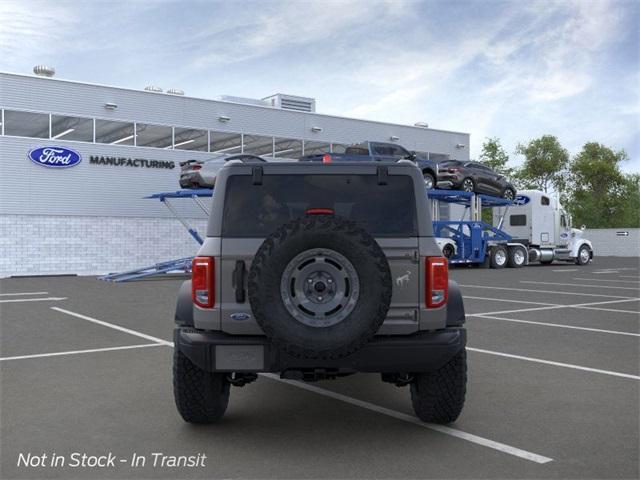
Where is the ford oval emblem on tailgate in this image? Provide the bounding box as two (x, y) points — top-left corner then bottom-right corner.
(28, 146), (82, 168)
(230, 312), (251, 321)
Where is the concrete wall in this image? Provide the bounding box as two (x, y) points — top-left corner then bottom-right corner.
(585, 228), (640, 257)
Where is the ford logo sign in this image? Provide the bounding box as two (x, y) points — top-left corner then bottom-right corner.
(28, 146), (82, 168)
(230, 312), (251, 321)
(513, 195), (530, 206)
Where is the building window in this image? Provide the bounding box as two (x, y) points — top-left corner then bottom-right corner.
(95, 119), (135, 145)
(429, 153), (450, 162)
(173, 127), (208, 151)
(210, 131), (242, 154)
(136, 123), (173, 148)
(273, 137), (302, 159)
(3, 110), (49, 138)
(243, 134), (274, 156)
(51, 114), (93, 142)
(331, 143), (348, 154)
(303, 140), (331, 156)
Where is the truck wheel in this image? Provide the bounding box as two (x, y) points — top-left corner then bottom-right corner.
(173, 349), (230, 423)
(423, 171), (435, 190)
(442, 244), (455, 259)
(489, 245), (508, 268)
(411, 348), (467, 424)
(507, 246), (526, 268)
(249, 216), (392, 359)
(575, 245), (591, 265)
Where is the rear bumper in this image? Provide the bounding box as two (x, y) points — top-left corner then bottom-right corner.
(175, 327), (466, 374)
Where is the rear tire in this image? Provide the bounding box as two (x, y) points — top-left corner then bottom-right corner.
(249, 216), (392, 359)
(411, 348), (467, 424)
(507, 246), (526, 268)
(489, 245), (508, 269)
(173, 349), (230, 423)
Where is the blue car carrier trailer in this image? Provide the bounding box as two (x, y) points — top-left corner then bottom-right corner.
(429, 189), (529, 269)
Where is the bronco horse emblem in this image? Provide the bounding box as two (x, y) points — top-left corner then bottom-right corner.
(395, 270), (411, 287)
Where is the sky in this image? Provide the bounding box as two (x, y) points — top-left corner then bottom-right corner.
(1, 0), (638, 172)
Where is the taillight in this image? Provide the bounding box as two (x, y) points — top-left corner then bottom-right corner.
(192, 256), (214, 308)
(192, 165), (202, 171)
(322, 154), (332, 163)
(306, 208), (334, 215)
(425, 257), (448, 308)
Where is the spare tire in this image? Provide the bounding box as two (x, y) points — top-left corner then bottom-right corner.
(248, 215), (392, 359)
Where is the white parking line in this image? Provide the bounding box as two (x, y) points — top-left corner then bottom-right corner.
(464, 296), (556, 306)
(468, 314), (640, 337)
(0, 291), (49, 296)
(39, 307), (637, 461)
(51, 307), (174, 346)
(552, 269), (579, 272)
(521, 281), (640, 291)
(0, 297), (67, 304)
(573, 278), (640, 284)
(261, 373), (553, 464)
(458, 284), (635, 299)
(0, 343), (163, 362)
(620, 275), (640, 279)
(470, 298), (640, 317)
(467, 348), (640, 380)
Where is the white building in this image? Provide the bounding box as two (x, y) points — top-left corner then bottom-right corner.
(0, 70), (470, 277)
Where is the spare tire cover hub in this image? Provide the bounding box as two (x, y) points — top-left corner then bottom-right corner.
(281, 248), (360, 328)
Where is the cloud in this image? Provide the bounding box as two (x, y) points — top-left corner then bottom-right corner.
(0, 1), (75, 66)
(187, 0), (410, 70)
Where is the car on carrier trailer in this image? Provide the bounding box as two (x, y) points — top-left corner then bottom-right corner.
(173, 160), (467, 424)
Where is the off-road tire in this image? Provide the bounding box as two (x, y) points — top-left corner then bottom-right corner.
(489, 245), (508, 269)
(411, 348), (467, 424)
(249, 215), (392, 359)
(173, 349), (230, 423)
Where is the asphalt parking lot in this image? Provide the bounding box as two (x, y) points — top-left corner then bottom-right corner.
(1, 257), (638, 479)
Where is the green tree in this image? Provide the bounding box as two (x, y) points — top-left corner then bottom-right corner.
(515, 135), (569, 193)
(564, 142), (637, 228)
(479, 137), (513, 177)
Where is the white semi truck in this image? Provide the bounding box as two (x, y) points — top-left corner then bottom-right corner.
(492, 190), (593, 266)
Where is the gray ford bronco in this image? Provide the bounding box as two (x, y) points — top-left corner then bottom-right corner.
(173, 161), (467, 424)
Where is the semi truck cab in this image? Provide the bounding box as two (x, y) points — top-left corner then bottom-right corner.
(493, 190), (593, 265)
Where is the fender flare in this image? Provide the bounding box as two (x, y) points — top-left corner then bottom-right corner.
(175, 280), (194, 327)
(571, 239), (594, 258)
(446, 280), (465, 326)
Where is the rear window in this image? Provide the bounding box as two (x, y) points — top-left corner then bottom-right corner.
(222, 174), (417, 237)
